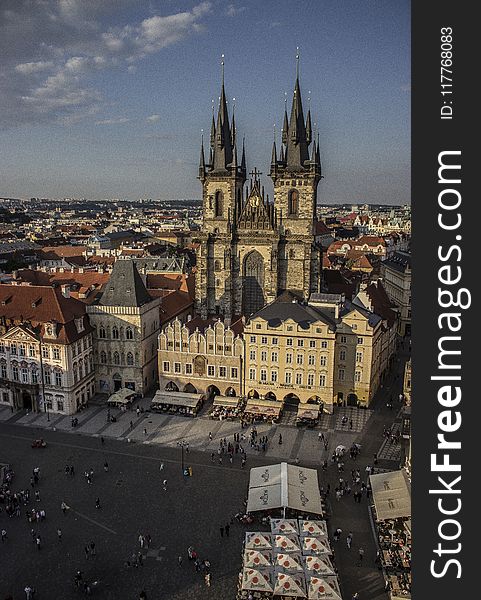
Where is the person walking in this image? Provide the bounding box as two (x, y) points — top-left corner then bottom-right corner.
(90, 541), (96, 556)
(208, 432), (212, 441)
(104, 461), (109, 472)
(177, 555), (183, 567)
(57, 528), (62, 542)
(278, 433), (282, 445)
(220, 526), (224, 538)
(159, 463), (164, 472)
(1, 529), (7, 542)
(95, 498), (101, 509)
(225, 523), (230, 537)
(84, 544), (90, 559)
(61, 501), (69, 514)
(333, 528), (342, 542)
(357, 547), (364, 566)
(204, 573), (211, 587)
(24, 586), (33, 600)
(162, 479), (167, 491)
(346, 532), (353, 549)
(100, 436), (105, 445)
(143, 428), (147, 436)
(139, 591), (147, 600)
(139, 534), (145, 549)
(35, 536), (41, 550)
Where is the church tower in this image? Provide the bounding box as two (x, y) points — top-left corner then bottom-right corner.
(196, 65), (246, 319)
(270, 66), (322, 299)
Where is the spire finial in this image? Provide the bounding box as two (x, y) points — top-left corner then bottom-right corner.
(221, 53), (225, 85)
(308, 90), (311, 110)
(273, 123), (276, 142)
(296, 46), (300, 79)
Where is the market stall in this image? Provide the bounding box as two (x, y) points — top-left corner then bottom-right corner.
(306, 576), (343, 600)
(296, 403), (320, 427)
(369, 470), (411, 599)
(247, 463), (323, 517)
(244, 398), (283, 423)
(150, 391), (204, 417)
(106, 388), (136, 408)
(210, 395), (245, 420)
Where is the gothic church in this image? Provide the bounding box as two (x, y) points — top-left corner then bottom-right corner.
(195, 69), (322, 319)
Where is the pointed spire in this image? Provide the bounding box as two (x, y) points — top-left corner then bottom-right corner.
(282, 92), (289, 144)
(198, 132), (206, 181)
(316, 131), (321, 164)
(231, 141), (238, 170)
(241, 136), (246, 173)
(306, 92), (312, 145)
(212, 54), (233, 172)
(285, 52), (310, 171)
(210, 105), (216, 148)
(231, 98), (236, 146)
(271, 139), (277, 166)
(280, 143), (285, 163)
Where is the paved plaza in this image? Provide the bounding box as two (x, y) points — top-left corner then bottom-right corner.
(0, 351), (410, 599)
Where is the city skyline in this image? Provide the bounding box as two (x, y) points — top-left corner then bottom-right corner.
(0, 0), (410, 204)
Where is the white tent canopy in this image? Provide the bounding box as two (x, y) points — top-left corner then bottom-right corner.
(247, 463), (323, 516)
(241, 568), (274, 592)
(307, 576), (343, 600)
(107, 388), (136, 405)
(151, 391), (203, 408)
(370, 469), (411, 521)
(299, 520), (328, 539)
(274, 572), (307, 598)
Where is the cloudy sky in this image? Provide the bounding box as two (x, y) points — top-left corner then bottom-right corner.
(0, 0), (410, 204)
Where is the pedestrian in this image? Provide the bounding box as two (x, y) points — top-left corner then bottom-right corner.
(139, 591), (147, 600)
(333, 527), (342, 542)
(278, 433), (282, 445)
(143, 428), (147, 436)
(139, 534), (145, 548)
(211, 452), (215, 462)
(57, 528), (62, 542)
(95, 497), (101, 509)
(84, 545), (90, 559)
(70, 465), (75, 476)
(130, 420), (133, 429)
(1, 529), (6, 542)
(347, 532), (353, 549)
(101, 436), (105, 445)
(24, 586), (33, 600)
(35, 536), (41, 550)
(61, 501), (69, 514)
(136, 407), (141, 417)
(177, 555), (183, 567)
(162, 479), (167, 491)
(35, 491), (40, 502)
(209, 432), (212, 441)
(352, 593), (360, 600)
(204, 573), (211, 587)
(138, 551), (143, 566)
(357, 547), (364, 566)
(349, 419), (353, 429)
(90, 541), (96, 556)
(159, 463), (164, 471)
(220, 526), (224, 537)
(104, 461), (109, 472)
(146, 534), (152, 547)
(225, 523), (230, 537)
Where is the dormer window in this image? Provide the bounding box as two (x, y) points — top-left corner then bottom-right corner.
(45, 325), (54, 337)
(75, 317), (85, 333)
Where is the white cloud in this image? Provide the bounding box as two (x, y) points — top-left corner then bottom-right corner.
(15, 61), (55, 75)
(0, 1), (212, 129)
(146, 114), (161, 123)
(226, 4), (246, 17)
(95, 117), (130, 125)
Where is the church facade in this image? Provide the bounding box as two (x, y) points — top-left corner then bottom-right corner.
(195, 72), (322, 319)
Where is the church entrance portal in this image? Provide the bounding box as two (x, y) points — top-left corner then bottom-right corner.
(243, 251), (265, 316)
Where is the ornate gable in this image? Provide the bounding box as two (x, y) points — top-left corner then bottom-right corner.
(237, 176), (275, 231)
(1, 325), (38, 343)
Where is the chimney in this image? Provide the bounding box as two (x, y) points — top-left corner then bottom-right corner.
(61, 284), (70, 298)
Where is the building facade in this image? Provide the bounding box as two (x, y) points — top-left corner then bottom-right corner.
(0, 285), (95, 415)
(87, 260), (161, 396)
(195, 72), (322, 319)
(158, 317), (244, 397)
(381, 251), (411, 336)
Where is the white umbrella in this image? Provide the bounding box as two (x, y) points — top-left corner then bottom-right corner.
(271, 518), (299, 535)
(242, 568), (274, 592)
(335, 445), (346, 455)
(302, 537), (332, 556)
(275, 553), (304, 572)
(299, 520), (328, 538)
(274, 534), (301, 553)
(244, 550), (272, 568)
(304, 556), (336, 577)
(274, 572), (307, 597)
(245, 532), (272, 550)
(307, 576), (342, 600)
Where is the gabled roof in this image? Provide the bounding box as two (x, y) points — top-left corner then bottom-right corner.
(249, 291), (336, 330)
(99, 259), (152, 307)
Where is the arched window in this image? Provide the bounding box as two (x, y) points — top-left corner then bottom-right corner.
(113, 352), (120, 365)
(100, 351), (107, 364)
(214, 260), (221, 272)
(78, 359), (83, 379)
(127, 352), (134, 366)
(126, 327), (133, 340)
(73, 363), (78, 384)
(340, 350), (346, 361)
(214, 190), (223, 217)
(99, 325), (106, 339)
(112, 326), (119, 339)
(288, 189), (299, 216)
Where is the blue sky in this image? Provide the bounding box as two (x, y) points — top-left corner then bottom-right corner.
(0, 0), (410, 204)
